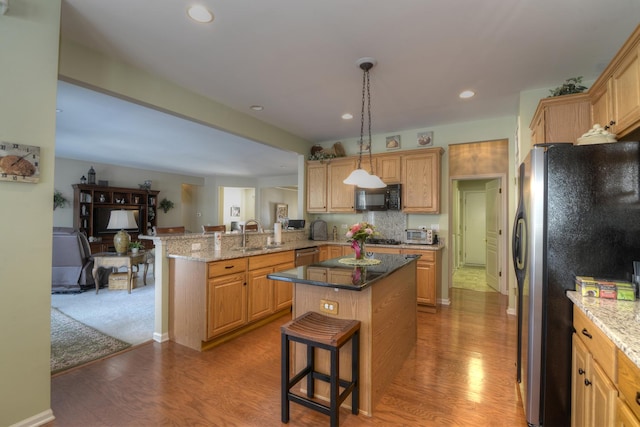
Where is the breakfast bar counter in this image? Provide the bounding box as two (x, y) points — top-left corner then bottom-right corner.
(268, 254), (419, 416)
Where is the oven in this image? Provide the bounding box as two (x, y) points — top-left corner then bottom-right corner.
(295, 247), (320, 267)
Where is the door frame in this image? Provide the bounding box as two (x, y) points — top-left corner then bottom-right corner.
(449, 173), (508, 295)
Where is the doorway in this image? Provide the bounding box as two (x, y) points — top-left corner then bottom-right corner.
(451, 177), (506, 294)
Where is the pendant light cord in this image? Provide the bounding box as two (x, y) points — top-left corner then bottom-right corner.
(358, 64), (376, 174)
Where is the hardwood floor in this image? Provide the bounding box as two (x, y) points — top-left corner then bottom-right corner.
(48, 288), (526, 426)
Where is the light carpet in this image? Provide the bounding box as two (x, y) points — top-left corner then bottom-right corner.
(452, 265), (497, 292)
(51, 276), (155, 346)
(51, 308), (131, 374)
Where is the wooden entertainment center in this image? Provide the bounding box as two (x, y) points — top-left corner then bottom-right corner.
(73, 184), (160, 253)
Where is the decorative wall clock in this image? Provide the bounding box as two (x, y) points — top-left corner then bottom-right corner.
(0, 142), (40, 183)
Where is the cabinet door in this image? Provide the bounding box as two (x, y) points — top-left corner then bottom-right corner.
(328, 159), (356, 212)
(306, 162), (327, 212)
(319, 245), (329, 261)
(591, 78), (613, 129)
(273, 261), (295, 311)
(415, 259), (436, 306)
(618, 398), (640, 427)
(572, 334), (591, 427)
(401, 151), (441, 213)
(247, 266), (274, 322)
(376, 154), (402, 183)
(591, 360), (617, 427)
(612, 45), (640, 136)
(207, 272), (247, 339)
(328, 245), (344, 260)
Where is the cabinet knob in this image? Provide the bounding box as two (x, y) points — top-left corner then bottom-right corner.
(578, 368), (585, 375)
(635, 391), (640, 406)
(581, 328), (593, 339)
(584, 379), (592, 386)
(604, 120), (616, 130)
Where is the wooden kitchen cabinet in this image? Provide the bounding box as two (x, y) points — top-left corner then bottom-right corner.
(327, 158), (357, 212)
(617, 349), (640, 424)
(247, 251), (295, 320)
(618, 399), (640, 427)
(375, 153), (402, 183)
(207, 257), (248, 339)
(306, 161), (327, 212)
(530, 93), (591, 144)
(571, 307), (618, 427)
(327, 244), (345, 260)
(401, 148), (444, 213)
(401, 248), (441, 312)
(318, 245), (330, 261)
(589, 25), (640, 138)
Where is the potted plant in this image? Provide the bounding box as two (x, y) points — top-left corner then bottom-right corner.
(548, 76), (588, 97)
(129, 241), (144, 254)
(53, 190), (69, 210)
(159, 198), (174, 213)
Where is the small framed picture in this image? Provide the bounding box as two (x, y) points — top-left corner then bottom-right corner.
(385, 135), (401, 150)
(230, 206), (240, 217)
(276, 203), (288, 222)
(417, 131), (433, 147)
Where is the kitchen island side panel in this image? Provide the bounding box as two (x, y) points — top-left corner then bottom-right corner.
(291, 260), (418, 416)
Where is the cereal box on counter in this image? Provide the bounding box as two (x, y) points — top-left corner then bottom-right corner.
(575, 276), (635, 300)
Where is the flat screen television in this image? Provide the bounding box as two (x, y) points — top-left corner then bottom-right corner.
(94, 207), (141, 236)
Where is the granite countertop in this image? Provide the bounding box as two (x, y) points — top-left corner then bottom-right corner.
(267, 253), (420, 291)
(567, 291), (640, 369)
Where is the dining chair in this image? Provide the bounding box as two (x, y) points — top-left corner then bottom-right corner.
(202, 225), (226, 233)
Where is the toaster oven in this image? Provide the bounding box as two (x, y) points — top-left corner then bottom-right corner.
(405, 228), (436, 245)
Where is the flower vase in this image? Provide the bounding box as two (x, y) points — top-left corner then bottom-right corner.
(353, 240), (366, 260)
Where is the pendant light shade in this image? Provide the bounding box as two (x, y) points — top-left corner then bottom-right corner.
(343, 57), (387, 189)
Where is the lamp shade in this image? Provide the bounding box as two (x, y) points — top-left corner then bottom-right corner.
(343, 169), (387, 189)
(107, 210), (138, 230)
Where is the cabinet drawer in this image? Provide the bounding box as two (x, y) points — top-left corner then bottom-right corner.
(573, 307), (617, 380)
(401, 249), (435, 261)
(208, 258), (247, 278)
(618, 349), (640, 421)
(248, 251), (294, 270)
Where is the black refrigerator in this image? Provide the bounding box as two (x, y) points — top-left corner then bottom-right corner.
(512, 141), (640, 427)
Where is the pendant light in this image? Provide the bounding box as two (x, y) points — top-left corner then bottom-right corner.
(343, 57), (387, 189)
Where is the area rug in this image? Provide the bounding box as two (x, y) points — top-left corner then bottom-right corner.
(51, 308), (131, 374)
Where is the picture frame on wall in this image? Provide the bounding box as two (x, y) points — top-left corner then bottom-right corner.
(230, 206), (240, 217)
(276, 203), (288, 222)
(417, 131), (434, 147)
(385, 135), (401, 150)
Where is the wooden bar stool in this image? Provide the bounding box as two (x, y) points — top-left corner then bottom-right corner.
(281, 311), (360, 427)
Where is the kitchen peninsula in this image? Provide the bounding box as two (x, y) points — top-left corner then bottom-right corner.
(268, 254), (419, 416)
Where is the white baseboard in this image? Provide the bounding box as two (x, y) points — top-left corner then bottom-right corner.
(506, 307), (517, 316)
(10, 409), (54, 427)
(153, 332), (169, 342)
(438, 298), (451, 306)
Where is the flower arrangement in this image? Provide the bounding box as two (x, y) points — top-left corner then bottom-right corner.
(346, 222), (376, 259)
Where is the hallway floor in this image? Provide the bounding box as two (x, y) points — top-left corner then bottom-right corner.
(452, 265), (497, 292)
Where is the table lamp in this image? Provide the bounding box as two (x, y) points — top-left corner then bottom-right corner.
(107, 210), (138, 255)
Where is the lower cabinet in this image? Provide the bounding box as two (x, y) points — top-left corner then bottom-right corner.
(617, 349), (640, 426)
(400, 248), (441, 312)
(169, 251), (295, 351)
(571, 306), (625, 427)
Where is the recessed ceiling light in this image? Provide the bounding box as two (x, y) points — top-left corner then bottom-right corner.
(342, 113), (353, 120)
(187, 5), (214, 23)
(250, 105), (264, 111)
(459, 90), (475, 99)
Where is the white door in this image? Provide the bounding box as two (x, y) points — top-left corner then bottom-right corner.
(463, 191), (486, 266)
(485, 180), (500, 291)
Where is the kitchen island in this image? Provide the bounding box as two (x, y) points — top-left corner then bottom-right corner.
(268, 253), (419, 416)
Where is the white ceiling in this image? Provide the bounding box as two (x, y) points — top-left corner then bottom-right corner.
(57, 0), (640, 178)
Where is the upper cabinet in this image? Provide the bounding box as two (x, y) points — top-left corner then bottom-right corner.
(305, 147), (443, 214)
(401, 148), (444, 213)
(306, 161), (327, 212)
(530, 93), (591, 144)
(327, 158), (357, 212)
(589, 25), (640, 138)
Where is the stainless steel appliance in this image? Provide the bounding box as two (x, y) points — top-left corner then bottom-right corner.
(404, 228), (436, 245)
(288, 219), (305, 230)
(354, 183), (401, 211)
(512, 141), (640, 426)
(295, 246), (319, 267)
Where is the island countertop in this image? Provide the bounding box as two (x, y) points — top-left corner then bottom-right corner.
(267, 253), (419, 291)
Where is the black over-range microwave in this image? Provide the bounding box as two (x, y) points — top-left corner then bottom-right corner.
(354, 184), (401, 211)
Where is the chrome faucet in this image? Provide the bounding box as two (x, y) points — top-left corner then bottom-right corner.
(241, 219), (262, 248)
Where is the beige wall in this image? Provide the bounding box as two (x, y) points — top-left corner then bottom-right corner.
(0, 1), (61, 425)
